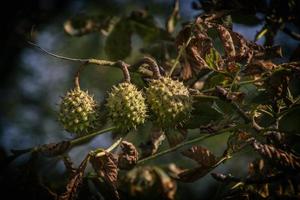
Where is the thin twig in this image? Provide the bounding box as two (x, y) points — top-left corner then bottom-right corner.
(28, 41), (158, 77)
(93, 137), (123, 157)
(211, 172), (286, 184)
(74, 62), (88, 89)
(201, 77), (266, 93)
(168, 36), (192, 76)
(28, 41), (115, 66)
(283, 27), (300, 41)
(70, 127), (116, 147)
(137, 126), (243, 164)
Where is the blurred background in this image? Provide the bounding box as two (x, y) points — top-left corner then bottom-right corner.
(0, 0), (299, 199)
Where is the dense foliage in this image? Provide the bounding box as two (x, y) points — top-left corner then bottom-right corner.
(3, 0), (300, 200)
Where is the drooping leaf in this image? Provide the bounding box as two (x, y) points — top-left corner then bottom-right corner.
(243, 60), (278, 76)
(227, 131), (251, 154)
(181, 146), (217, 166)
(212, 23), (236, 59)
(165, 129), (187, 147)
(63, 155), (77, 175)
(38, 141), (71, 157)
(120, 166), (177, 200)
(185, 100), (223, 129)
(279, 105), (300, 133)
(58, 155), (90, 200)
(166, 0), (180, 34)
(105, 18), (132, 60)
(251, 140), (300, 171)
(90, 151), (119, 200)
(64, 14), (118, 37)
(175, 25), (213, 79)
(140, 127), (166, 158)
(118, 141), (139, 170)
(174, 146), (218, 182)
(152, 167), (177, 200)
(205, 48), (222, 70)
(264, 69), (291, 101)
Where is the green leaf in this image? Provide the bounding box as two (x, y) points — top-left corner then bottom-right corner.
(205, 73), (227, 89)
(279, 106), (300, 134)
(105, 18), (132, 60)
(205, 48), (222, 70)
(130, 14), (170, 44)
(185, 100), (223, 129)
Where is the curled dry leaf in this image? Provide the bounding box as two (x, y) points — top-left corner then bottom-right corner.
(165, 129), (187, 147)
(227, 131), (251, 153)
(213, 23), (236, 60)
(152, 167), (177, 200)
(38, 141), (71, 157)
(175, 25), (213, 80)
(64, 14), (117, 37)
(140, 127), (165, 158)
(58, 155), (90, 200)
(264, 69), (291, 101)
(63, 155), (77, 175)
(215, 86), (245, 102)
(251, 140), (300, 171)
(120, 166), (177, 200)
(166, 0), (180, 34)
(181, 146), (217, 167)
(90, 151), (119, 200)
(118, 141), (139, 170)
(173, 146), (218, 182)
(243, 60), (278, 76)
(230, 31), (252, 63)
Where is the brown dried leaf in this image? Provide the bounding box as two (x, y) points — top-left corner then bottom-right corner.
(140, 128), (165, 158)
(214, 23), (236, 59)
(90, 151), (119, 200)
(181, 146), (217, 167)
(243, 60), (277, 75)
(63, 155), (76, 175)
(118, 141), (139, 170)
(251, 140), (300, 171)
(227, 131), (251, 153)
(166, 0), (179, 34)
(230, 31), (252, 62)
(64, 15), (117, 37)
(177, 166), (212, 182)
(152, 167), (177, 200)
(174, 146), (219, 182)
(280, 62), (300, 73)
(121, 166), (177, 199)
(165, 129), (187, 147)
(175, 25), (213, 79)
(38, 141), (71, 157)
(58, 155), (90, 200)
(215, 86), (245, 102)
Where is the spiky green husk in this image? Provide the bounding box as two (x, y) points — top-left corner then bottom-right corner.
(58, 88), (99, 134)
(146, 77), (192, 128)
(106, 82), (147, 132)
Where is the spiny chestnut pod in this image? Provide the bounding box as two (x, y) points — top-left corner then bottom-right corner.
(146, 77), (192, 128)
(106, 82), (147, 132)
(58, 88), (99, 135)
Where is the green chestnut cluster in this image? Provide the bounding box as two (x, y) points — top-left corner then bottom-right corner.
(146, 77), (192, 128)
(106, 82), (147, 132)
(58, 76), (192, 133)
(58, 88), (99, 134)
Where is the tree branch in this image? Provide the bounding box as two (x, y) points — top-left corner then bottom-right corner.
(137, 125), (244, 164)
(8, 126), (116, 162)
(211, 172), (286, 184)
(28, 41), (156, 77)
